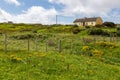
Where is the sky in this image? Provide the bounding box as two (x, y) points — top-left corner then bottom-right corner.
(0, 0), (120, 24)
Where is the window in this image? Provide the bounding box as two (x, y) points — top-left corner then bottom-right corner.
(91, 22), (93, 25)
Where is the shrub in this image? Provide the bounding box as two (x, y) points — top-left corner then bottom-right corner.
(72, 27), (80, 34)
(88, 28), (110, 36)
(73, 24), (78, 28)
(47, 40), (56, 46)
(116, 27), (120, 36)
(117, 27), (120, 31)
(85, 26), (90, 29)
(96, 42), (117, 48)
(0, 32), (2, 35)
(32, 29), (38, 33)
(88, 28), (103, 35)
(117, 31), (120, 37)
(101, 31), (110, 36)
(11, 34), (34, 40)
(95, 24), (104, 28)
(103, 22), (116, 28)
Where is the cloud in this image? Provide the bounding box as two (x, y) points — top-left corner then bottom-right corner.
(4, 0), (21, 6)
(0, 8), (13, 22)
(0, 6), (58, 24)
(49, 0), (120, 17)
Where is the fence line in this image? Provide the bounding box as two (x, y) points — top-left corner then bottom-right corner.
(0, 34), (120, 53)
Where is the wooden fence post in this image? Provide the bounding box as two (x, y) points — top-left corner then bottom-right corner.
(58, 40), (62, 53)
(110, 34), (112, 42)
(28, 38), (30, 52)
(103, 36), (106, 42)
(35, 39), (38, 52)
(45, 41), (48, 53)
(94, 37), (96, 45)
(4, 33), (7, 53)
(70, 40), (73, 54)
(82, 37), (85, 46)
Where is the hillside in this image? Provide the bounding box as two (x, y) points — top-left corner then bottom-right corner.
(0, 23), (120, 80)
(0, 52), (120, 80)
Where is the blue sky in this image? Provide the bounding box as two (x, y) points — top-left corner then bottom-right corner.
(0, 0), (120, 24)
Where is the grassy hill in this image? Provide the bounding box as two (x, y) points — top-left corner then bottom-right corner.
(0, 23), (120, 80)
(0, 52), (120, 80)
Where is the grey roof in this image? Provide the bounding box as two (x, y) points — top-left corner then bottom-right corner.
(73, 17), (100, 23)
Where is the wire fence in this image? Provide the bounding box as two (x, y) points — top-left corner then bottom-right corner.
(0, 33), (120, 80)
(0, 33), (120, 53)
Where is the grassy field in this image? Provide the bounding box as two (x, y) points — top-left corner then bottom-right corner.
(0, 23), (120, 80)
(0, 51), (120, 80)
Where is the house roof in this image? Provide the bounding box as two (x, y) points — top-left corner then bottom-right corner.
(73, 17), (100, 23)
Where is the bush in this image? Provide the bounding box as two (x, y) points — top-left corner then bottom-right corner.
(72, 27), (80, 34)
(117, 31), (120, 37)
(88, 28), (110, 36)
(95, 24), (104, 28)
(103, 22), (116, 28)
(88, 28), (103, 35)
(102, 31), (110, 36)
(116, 27), (120, 36)
(117, 27), (120, 31)
(11, 34), (34, 40)
(73, 25), (78, 28)
(85, 26), (90, 29)
(0, 32), (2, 35)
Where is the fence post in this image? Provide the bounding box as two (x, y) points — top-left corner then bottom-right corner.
(27, 38), (30, 52)
(35, 39), (38, 52)
(45, 41), (48, 53)
(110, 34), (112, 42)
(82, 37), (85, 46)
(4, 33), (7, 53)
(94, 37), (96, 45)
(70, 40), (73, 54)
(103, 36), (105, 42)
(116, 36), (119, 42)
(58, 40), (62, 53)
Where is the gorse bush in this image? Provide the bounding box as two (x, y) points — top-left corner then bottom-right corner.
(96, 42), (117, 48)
(10, 55), (22, 63)
(88, 28), (110, 36)
(11, 34), (34, 40)
(88, 28), (103, 35)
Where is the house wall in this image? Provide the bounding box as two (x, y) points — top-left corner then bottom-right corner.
(74, 21), (96, 26)
(74, 22), (83, 26)
(96, 17), (103, 25)
(85, 21), (96, 26)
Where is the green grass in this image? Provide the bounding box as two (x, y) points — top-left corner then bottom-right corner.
(0, 51), (120, 80)
(0, 23), (120, 80)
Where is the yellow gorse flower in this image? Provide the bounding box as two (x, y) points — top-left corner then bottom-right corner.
(82, 46), (89, 51)
(33, 52), (39, 56)
(40, 53), (46, 57)
(16, 58), (22, 61)
(10, 55), (22, 62)
(96, 41), (116, 48)
(92, 49), (104, 58)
